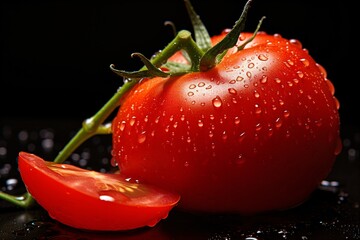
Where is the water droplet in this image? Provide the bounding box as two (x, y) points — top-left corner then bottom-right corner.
(129, 116), (136, 126)
(152, 116), (159, 124)
(297, 70), (304, 78)
(184, 161), (189, 167)
(275, 118), (282, 128)
(260, 75), (268, 84)
(334, 97), (340, 110)
(246, 71), (252, 78)
(255, 123), (262, 131)
(325, 79), (335, 95)
(187, 91), (194, 96)
(300, 58), (310, 67)
(283, 110), (290, 118)
(222, 131), (228, 140)
(236, 76), (244, 82)
(275, 78), (281, 83)
(229, 79), (236, 84)
(189, 84), (196, 89)
(238, 132), (246, 142)
(138, 131), (147, 143)
(254, 91), (260, 98)
(254, 104), (262, 114)
(228, 88), (237, 95)
(198, 82), (205, 87)
(289, 39), (302, 48)
(234, 117), (240, 125)
(212, 96), (222, 108)
(99, 195), (115, 202)
(316, 63), (327, 78)
(209, 131), (214, 138)
(248, 62), (255, 68)
(198, 120), (204, 127)
(258, 54), (268, 61)
(206, 85), (212, 90)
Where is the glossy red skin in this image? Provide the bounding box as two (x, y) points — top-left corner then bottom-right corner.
(112, 31), (341, 214)
(18, 152), (180, 231)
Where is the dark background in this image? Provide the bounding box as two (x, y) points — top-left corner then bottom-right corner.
(1, 0), (356, 126)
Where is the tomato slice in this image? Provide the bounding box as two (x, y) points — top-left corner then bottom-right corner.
(17, 151), (180, 231)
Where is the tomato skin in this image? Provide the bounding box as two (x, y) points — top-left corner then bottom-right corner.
(18, 152), (180, 231)
(112, 32), (341, 214)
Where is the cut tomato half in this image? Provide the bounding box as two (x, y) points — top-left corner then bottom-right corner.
(18, 151), (180, 231)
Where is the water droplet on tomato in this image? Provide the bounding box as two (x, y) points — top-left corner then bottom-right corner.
(268, 127), (274, 137)
(300, 58), (310, 67)
(222, 131), (228, 141)
(260, 75), (268, 84)
(129, 116), (136, 126)
(316, 63), (327, 78)
(248, 62), (255, 68)
(255, 104), (262, 114)
(138, 131), (147, 143)
(258, 54), (268, 61)
(99, 195), (115, 202)
(334, 97), (340, 110)
(206, 85), (212, 90)
(325, 79), (335, 95)
(275, 78), (281, 83)
(289, 39), (302, 48)
(283, 110), (290, 118)
(188, 91), (194, 96)
(236, 76), (244, 82)
(234, 117), (240, 125)
(209, 131), (214, 138)
(246, 71), (252, 78)
(238, 132), (246, 143)
(198, 120), (204, 127)
(254, 91), (260, 98)
(275, 118), (283, 128)
(212, 96), (222, 108)
(229, 79), (236, 84)
(255, 123), (262, 131)
(189, 84), (196, 89)
(228, 88), (237, 95)
(198, 82), (205, 87)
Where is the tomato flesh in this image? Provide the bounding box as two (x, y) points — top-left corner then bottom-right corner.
(18, 151), (180, 231)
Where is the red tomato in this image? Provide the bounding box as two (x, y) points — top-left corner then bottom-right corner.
(111, 31), (341, 214)
(18, 151), (180, 231)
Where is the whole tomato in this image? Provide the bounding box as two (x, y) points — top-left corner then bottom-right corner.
(111, 30), (341, 214)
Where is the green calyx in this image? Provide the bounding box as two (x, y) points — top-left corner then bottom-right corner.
(111, 0), (264, 79)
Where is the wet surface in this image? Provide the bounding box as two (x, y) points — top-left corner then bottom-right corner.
(1, 118), (359, 240)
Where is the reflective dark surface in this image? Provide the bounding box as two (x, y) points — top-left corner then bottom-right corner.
(0, 118), (359, 240)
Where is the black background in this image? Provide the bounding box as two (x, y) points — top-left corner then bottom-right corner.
(1, 0), (356, 126)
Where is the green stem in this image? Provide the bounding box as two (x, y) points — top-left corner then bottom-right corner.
(0, 29), (204, 208)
